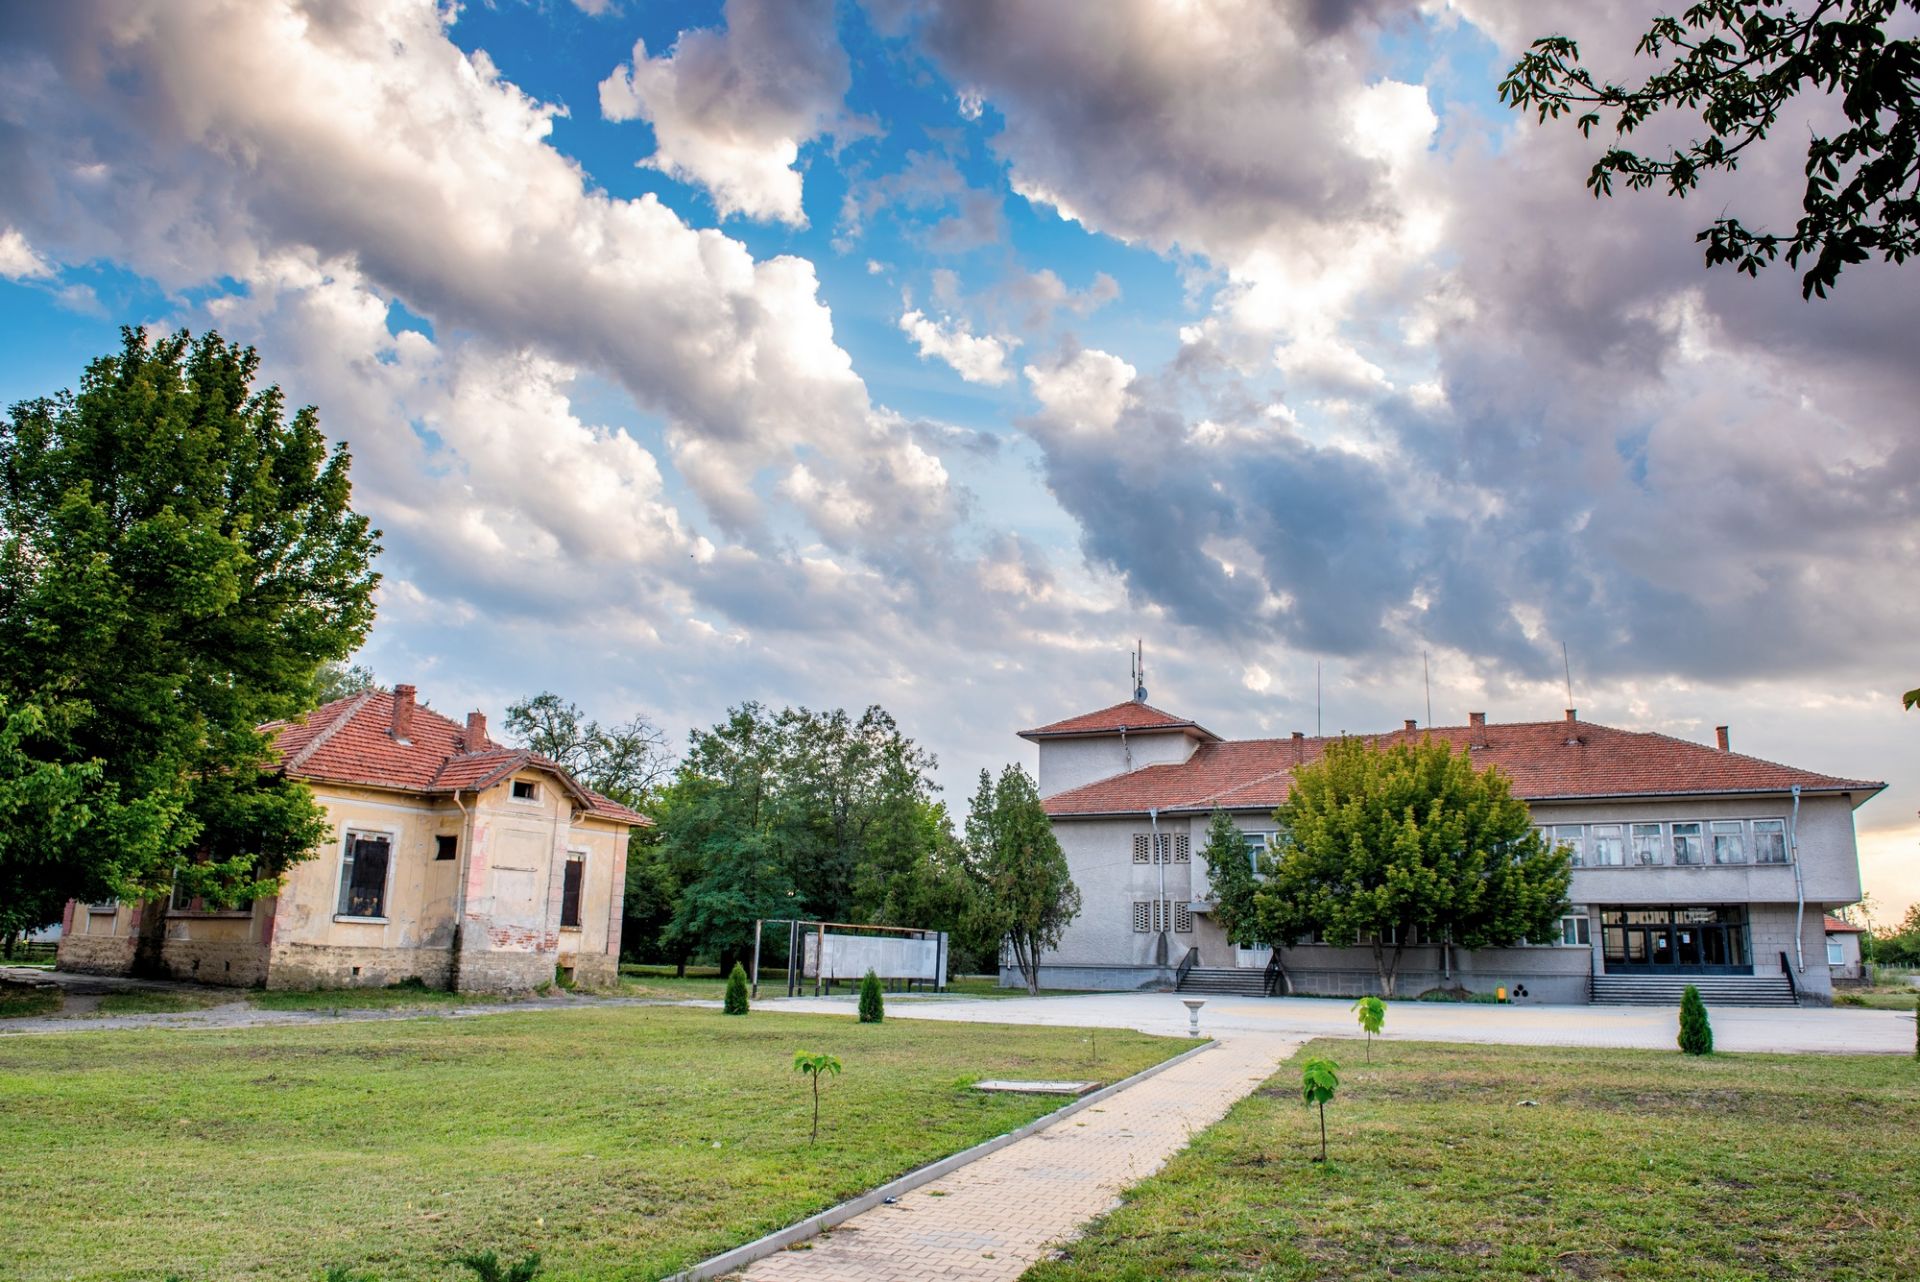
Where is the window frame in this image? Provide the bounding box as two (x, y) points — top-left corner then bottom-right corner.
(1552, 824), (1587, 866)
(1587, 823), (1626, 867)
(1670, 821), (1705, 865)
(1630, 822), (1664, 866)
(1751, 818), (1789, 864)
(1826, 937), (1845, 966)
(334, 827), (398, 922)
(509, 778), (541, 803)
(434, 833), (459, 862)
(1710, 820), (1747, 865)
(559, 852), (587, 930)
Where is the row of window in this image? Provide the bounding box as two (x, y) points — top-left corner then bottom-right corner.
(1537, 819), (1790, 867)
(336, 829), (586, 927)
(1131, 900), (1195, 934)
(1131, 833), (1192, 864)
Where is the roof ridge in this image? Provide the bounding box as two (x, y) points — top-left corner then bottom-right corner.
(283, 690), (377, 772)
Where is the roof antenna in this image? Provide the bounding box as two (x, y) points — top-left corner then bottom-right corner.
(1316, 661), (1322, 738)
(1423, 649), (1432, 730)
(1132, 638), (1148, 703)
(1562, 641), (1575, 710)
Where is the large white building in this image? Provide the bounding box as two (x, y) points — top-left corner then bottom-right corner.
(1016, 699), (1883, 1005)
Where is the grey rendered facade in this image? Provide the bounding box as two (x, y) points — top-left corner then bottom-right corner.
(1014, 704), (1883, 1004)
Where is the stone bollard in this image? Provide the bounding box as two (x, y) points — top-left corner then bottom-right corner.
(1182, 996), (1207, 1038)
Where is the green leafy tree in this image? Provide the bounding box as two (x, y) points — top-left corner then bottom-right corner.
(0, 328), (380, 933)
(505, 691), (671, 810)
(858, 967), (884, 1023)
(1679, 984), (1715, 1054)
(792, 1049), (842, 1144)
(311, 661), (378, 705)
(1199, 808), (1260, 950)
(1353, 995), (1386, 1063)
(1253, 736), (1571, 997)
(1872, 902), (1920, 966)
(1300, 1056), (1340, 1163)
(724, 961), (750, 1016)
(1499, 1), (1920, 299)
(966, 765), (1082, 996)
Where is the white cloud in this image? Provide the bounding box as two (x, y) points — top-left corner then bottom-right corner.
(598, 0), (853, 226)
(0, 227), (54, 279)
(1023, 348), (1135, 433)
(899, 307), (1019, 385)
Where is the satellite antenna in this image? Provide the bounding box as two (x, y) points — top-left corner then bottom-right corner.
(1132, 638), (1148, 703)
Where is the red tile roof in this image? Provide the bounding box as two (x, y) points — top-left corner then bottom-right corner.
(1822, 914), (1866, 934)
(1040, 715), (1884, 817)
(1020, 700), (1220, 741)
(266, 689), (650, 826)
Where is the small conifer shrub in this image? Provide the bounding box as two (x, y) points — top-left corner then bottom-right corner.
(858, 968), (884, 1023)
(1677, 983), (1713, 1055)
(724, 962), (750, 1016)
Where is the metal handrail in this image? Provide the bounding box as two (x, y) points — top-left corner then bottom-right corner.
(1779, 951), (1798, 1003)
(1263, 948), (1286, 997)
(1174, 946), (1198, 990)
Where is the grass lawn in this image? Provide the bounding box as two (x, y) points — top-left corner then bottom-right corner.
(0, 986), (62, 1018)
(1027, 1038), (1920, 1282)
(1835, 986), (1920, 1012)
(0, 1005), (1178, 1281)
(246, 979), (511, 1013)
(96, 989), (231, 1016)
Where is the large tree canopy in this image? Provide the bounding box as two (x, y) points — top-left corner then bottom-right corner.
(1253, 736), (1571, 997)
(505, 689), (673, 810)
(1500, 1), (1920, 298)
(0, 328), (380, 932)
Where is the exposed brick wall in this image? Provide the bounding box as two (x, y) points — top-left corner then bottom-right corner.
(150, 938), (270, 987)
(450, 948), (552, 994)
(266, 942), (453, 990)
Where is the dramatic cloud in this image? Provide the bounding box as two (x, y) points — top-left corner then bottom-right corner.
(598, 0), (856, 227)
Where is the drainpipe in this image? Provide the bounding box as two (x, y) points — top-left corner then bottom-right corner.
(1120, 725), (1133, 773)
(1149, 806), (1169, 969)
(450, 790), (473, 989)
(1788, 784), (1805, 975)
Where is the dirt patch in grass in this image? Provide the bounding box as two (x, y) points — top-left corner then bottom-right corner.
(1026, 1038), (1920, 1282)
(0, 986), (62, 1019)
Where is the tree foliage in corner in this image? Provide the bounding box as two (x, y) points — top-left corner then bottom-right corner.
(1500, 1), (1920, 298)
(966, 764), (1081, 996)
(1253, 736), (1571, 998)
(0, 329), (380, 933)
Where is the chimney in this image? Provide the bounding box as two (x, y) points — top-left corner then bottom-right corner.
(466, 710), (489, 751)
(390, 684), (416, 743)
(1291, 730), (1305, 763)
(1565, 708), (1578, 722)
(1468, 711), (1486, 747)
(1404, 719), (1418, 735)
(1715, 725), (1730, 752)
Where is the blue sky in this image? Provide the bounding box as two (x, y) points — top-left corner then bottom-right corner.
(1, 0), (1914, 917)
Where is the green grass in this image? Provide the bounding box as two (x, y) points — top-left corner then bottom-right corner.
(0, 1004), (1179, 1281)
(1027, 1038), (1920, 1282)
(0, 987), (62, 1019)
(1834, 986), (1920, 1011)
(246, 979), (509, 1012)
(95, 989), (232, 1016)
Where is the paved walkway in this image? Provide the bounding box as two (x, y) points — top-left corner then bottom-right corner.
(769, 989), (1917, 1054)
(734, 1032), (1299, 1282)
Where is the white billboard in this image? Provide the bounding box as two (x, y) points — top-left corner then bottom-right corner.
(802, 930), (942, 982)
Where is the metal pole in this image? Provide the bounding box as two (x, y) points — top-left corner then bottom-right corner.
(815, 922), (825, 997)
(788, 918), (799, 996)
(750, 919), (763, 1000)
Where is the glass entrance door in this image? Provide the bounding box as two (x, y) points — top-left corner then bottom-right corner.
(1601, 907), (1750, 975)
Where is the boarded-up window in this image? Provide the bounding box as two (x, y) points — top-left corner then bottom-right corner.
(560, 857), (585, 929)
(337, 833), (391, 918)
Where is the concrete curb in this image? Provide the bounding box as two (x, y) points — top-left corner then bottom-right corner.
(663, 1036), (1220, 1282)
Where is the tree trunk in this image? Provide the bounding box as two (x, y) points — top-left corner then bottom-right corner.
(1372, 938), (1407, 999)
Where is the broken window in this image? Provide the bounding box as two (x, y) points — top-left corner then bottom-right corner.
(337, 832), (391, 918)
(560, 856), (585, 929)
(511, 780), (538, 801)
(435, 834), (458, 862)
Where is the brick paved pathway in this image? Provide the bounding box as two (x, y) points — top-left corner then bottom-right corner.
(733, 1032), (1300, 1282)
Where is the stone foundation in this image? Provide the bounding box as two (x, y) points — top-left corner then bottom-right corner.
(569, 953), (619, 991)
(152, 939), (269, 988)
(265, 942), (454, 990)
(55, 933), (136, 976)
(450, 948), (556, 994)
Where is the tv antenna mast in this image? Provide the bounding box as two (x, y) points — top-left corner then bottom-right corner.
(1130, 639), (1148, 703)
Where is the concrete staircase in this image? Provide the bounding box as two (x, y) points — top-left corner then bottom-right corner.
(1589, 974), (1797, 1007)
(1176, 967), (1270, 997)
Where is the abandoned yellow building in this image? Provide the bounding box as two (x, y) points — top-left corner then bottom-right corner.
(58, 684), (648, 992)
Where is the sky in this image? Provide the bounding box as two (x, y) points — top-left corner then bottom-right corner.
(0, 0), (1913, 920)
